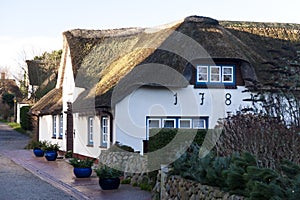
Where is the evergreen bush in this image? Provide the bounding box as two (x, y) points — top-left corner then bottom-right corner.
(20, 106), (32, 130)
(171, 149), (300, 199)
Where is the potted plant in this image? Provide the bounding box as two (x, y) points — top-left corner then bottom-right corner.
(69, 157), (95, 178)
(95, 164), (123, 190)
(31, 140), (47, 157)
(43, 142), (60, 161)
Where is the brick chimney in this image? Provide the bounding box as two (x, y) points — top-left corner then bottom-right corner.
(1, 72), (5, 80)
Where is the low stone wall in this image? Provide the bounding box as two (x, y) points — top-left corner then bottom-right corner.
(154, 172), (244, 200)
(98, 151), (244, 199)
(98, 150), (147, 175)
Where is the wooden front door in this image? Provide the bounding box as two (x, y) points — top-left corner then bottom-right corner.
(66, 102), (73, 152)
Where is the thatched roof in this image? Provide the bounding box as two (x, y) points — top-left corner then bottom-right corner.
(29, 88), (62, 116)
(26, 60), (58, 100)
(220, 21), (300, 86)
(59, 16), (300, 113)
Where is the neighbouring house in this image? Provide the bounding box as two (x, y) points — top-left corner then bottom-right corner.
(26, 59), (58, 101)
(29, 16), (300, 158)
(0, 72), (22, 121)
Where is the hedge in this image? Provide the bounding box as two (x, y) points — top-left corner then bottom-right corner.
(20, 106), (32, 131)
(148, 128), (207, 152)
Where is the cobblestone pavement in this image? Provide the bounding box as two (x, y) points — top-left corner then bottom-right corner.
(0, 123), (151, 200)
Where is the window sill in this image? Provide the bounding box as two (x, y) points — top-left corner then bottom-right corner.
(99, 145), (107, 149)
(86, 144), (94, 147)
(51, 136), (56, 139)
(58, 136), (63, 140)
(194, 84), (237, 89)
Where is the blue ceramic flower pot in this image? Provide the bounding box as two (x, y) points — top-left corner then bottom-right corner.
(73, 167), (92, 178)
(33, 148), (44, 157)
(99, 178), (120, 190)
(44, 150), (57, 161)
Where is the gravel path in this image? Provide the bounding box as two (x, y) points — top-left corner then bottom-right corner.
(0, 123), (77, 200)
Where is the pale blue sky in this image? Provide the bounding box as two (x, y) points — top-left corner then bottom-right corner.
(1, 0), (299, 78)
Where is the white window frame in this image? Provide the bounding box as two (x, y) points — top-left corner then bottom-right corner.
(210, 66), (221, 83)
(197, 66), (208, 82)
(101, 116), (109, 147)
(148, 118), (161, 129)
(52, 115), (57, 138)
(222, 66), (234, 83)
(162, 118), (176, 128)
(179, 119), (192, 129)
(88, 117), (93, 145)
(59, 114), (63, 138)
(193, 118), (206, 129)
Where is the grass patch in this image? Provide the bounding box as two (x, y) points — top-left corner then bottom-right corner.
(7, 122), (28, 135)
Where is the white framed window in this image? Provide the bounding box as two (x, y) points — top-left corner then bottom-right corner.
(59, 114), (63, 138)
(148, 118), (161, 129)
(193, 118), (206, 129)
(101, 116), (109, 147)
(52, 115), (57, 138)
(222, 66), (234, 83)
(197, 66), (208, 82)
(210, 66), (221, 82)
(179, 119), (192, 129)
(162, 119), (176, 128)
(196, 65), (235, 86)
(88, 117), (93, 145)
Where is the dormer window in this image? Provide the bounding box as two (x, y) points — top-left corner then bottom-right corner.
(196, 65), (235, 86)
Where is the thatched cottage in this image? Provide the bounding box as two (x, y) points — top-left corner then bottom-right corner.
(30, 16), (300, 158)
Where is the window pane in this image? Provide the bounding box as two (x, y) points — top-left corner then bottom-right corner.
(88, 117), (93, 143)
(223, 75), (232, 82)
(59, 114), (63, 137)
(211, 75), (220, 82)
(193, 119), (206, 129)
(149, 119), (160, 128)
(53, 116), (57, 136)
(163, 119), (175, 128)
(179, 119), (191, 128)
(223, 67), (232, 74)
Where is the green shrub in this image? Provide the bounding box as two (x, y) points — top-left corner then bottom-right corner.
(149, 128), (207, 152)
(121, 178), (131, 184)
(171, 149), (300, 199)
(20, 106), (32, 131)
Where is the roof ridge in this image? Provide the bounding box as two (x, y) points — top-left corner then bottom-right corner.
(64, 27), (145, 38)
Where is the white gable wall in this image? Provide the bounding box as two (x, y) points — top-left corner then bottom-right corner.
(115, 85), (253, 153)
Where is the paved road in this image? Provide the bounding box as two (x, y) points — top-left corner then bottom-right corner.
(0, 123), (76, 200)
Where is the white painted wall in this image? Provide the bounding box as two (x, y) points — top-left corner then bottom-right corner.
(38, 115), (64, 151)
(16, 103), (29, 124)
(73, 115), (105, 158)
(115, 85), (253, 152)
